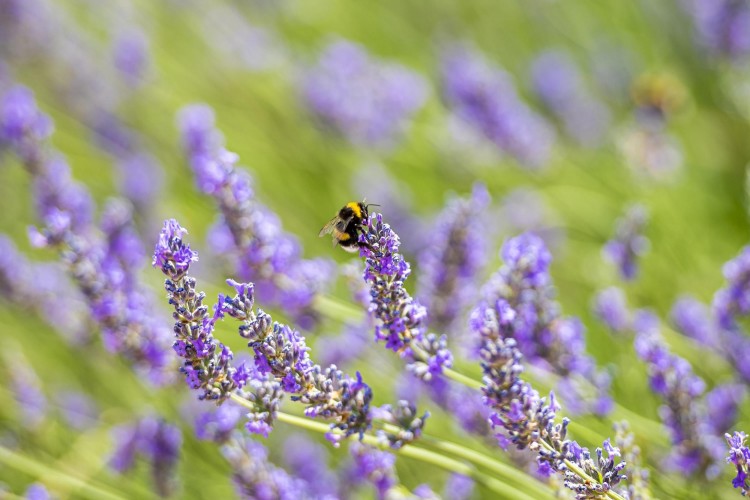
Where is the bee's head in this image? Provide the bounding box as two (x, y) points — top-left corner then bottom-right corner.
(361, 199), (379, 220)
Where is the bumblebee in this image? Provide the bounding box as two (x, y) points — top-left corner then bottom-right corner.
(319, 201), (376, 252)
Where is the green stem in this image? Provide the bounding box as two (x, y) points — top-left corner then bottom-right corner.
(230, 394), (546, 499)
(0, 446), (129, 500)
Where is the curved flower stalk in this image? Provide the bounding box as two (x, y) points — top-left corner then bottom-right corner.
(178, 104), (334, 329)
(0, 85), (173, 383)
(530, 50), (611, 148)
(440, 43), (555, 168)
(471, 302), (627, 499)
(725, 431), (750, 495)
(302, 39), (427, 150)
(153, 219), (427, 447)
(474, 233), (611, 416)
(603, 204), (649, 281)
(416, 184), (490, 336)
(633, 310), (732, 477)
(358, 213), (454, 381)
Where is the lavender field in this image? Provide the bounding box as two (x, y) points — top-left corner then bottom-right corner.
(1, 1), (749, 499)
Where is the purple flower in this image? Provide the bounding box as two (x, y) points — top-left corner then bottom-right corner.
(177, 104), (334, 328)
(222, 434), (309, 499)
(24, 484), (50, 500)
(54, 390), (99, 430)
(714, 244), (750, 330)
(417, 183), (489, 334)
(349, 443), (397, 500)
(302, 39), (427, 149)
(282, 434), (339, 498)
(726, 431), (750, 494)
(633, 310), (727, 476)
(670, 295), (718, 347)
(0, 85), (52, 168)
(614, 421), (651, 499)
(603, 204), (649, 281)
(443, 474), (474, 500)
(684, 0), (750, 60)
(530, 50), (611, 148)
(440, 43), (555, 168)
(593, 287), (632, 333)
(110, 417), (182, 497)
(8, 353), (47, 430)
(112, 27), (150, 86)
(359, 213), (454, 378)
(473, 322), (626, 496)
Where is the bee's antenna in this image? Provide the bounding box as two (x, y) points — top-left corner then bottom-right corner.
(366, 203), (381, 209)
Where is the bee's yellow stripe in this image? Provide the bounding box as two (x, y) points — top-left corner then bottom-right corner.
(347, 201), (362, 218)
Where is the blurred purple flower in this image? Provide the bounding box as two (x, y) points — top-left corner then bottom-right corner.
(24, 484), (50, 500)
(443, 473), (474, 500)
(671, 295), (719, 348)
(112, 27), (150, 87)
(593, 287), (632, 334)
(603, 204), (649, 281)
(303, 39), (427, 150)
(54, 390), (99, 430)
(714, 244), (750, 330)
(178, 104), (334, 329)
(683, 0), (750, 60)
(7, 352), (47, 430)
(417, 183), (490, 335)
(110, 417), (182, 497)
(349, 443), (397, 500)
(440, 43), (555, 168)
(282, 434), (339, 498)
(530, 50), (611, 148)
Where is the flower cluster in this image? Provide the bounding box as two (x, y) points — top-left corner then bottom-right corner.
(473, 232), (609, 415)
(603, 204), (649, 281)
(155, 219), (426, 447)
(440, 43), (555, 167)
(530, 50), (611, 148)
(302, 39), (427, 149)
(109, 416), (182, 497)
(726, 431), (750, 495)
(359, 213), (454, 380)
(349, 442), (398, 500)
(633, 310), (728, 476)
(614, 421), (652, 500)
(714, 244), (750, 330)
(178, 104), (334, 329)
(472, 303), (627, 498)
(416, 183), (489, 335)
(593, 287), (632, 334)
(0, 85), (172, 383)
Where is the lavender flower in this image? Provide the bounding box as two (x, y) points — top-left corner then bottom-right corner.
(178, 104), (334, 328)
(109, 417), (182, 497)
(417, 183), (489, 335)
(349, 442), (397, 500)
(112, 27), (150, 87)
(473, 233), (606, 416)
(530, 50), (611, 148)
(472, 307), (626, 498)
(633, 310), (728, 476)
(222, 433), (309, 499)
(613, 422), (651, 500)
(726, 431), (750, 494)
(6, 351), (48, 429)
(670, 295), (719, 348)
(440, 43), (555, 167)
(443, 473), (474, 500)
(155, 219), (424, 447)
(0, 85), (52, 169)
(683, 0), (750, 60)
(24, 484), (51, 500)
(282, 434), (339, 498)
(603, 204), (649, 281)
(593, 287), (632, 334)
(359, 213), (454, 380)
(302, 39), (427, 149)
(714, 244), (750, 330)
(1, 85), (173, 383)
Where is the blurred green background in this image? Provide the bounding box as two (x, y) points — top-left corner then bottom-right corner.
(0, 0), (749, 498)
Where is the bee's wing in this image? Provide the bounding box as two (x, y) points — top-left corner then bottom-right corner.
(319, 216), (341, 237)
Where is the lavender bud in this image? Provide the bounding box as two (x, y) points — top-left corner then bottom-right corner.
(726, 431), (750, 495)
(603, 204), (649, 281)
